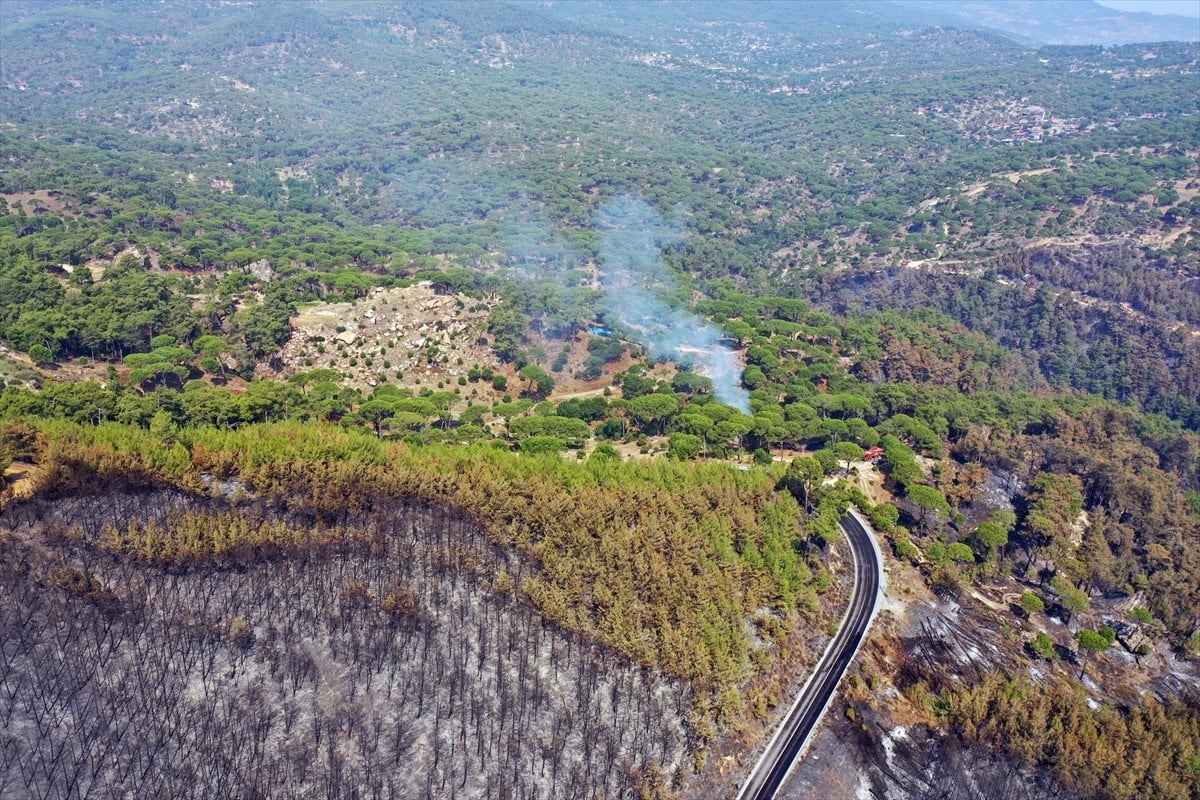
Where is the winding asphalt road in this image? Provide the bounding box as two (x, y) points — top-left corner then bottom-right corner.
(736, 510), (884, 800)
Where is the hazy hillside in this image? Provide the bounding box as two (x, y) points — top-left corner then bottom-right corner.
(1, 3), (1199, 800)
(901, 0), (1200, 45)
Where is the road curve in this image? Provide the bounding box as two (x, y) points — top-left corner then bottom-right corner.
(736, 509), (884, 800)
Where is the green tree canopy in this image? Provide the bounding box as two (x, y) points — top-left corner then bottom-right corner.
(626, 393), (679, 435)
(668, 433), (703, 461)
(1020, 592), (1046, 615)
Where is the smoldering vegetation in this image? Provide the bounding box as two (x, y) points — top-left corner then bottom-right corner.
(0, 491), (690, 800)
(498, 193), (755, 412)
(596, 195), (752, 413)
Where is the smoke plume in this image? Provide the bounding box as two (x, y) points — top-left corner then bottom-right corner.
(596, 195), (751, 413)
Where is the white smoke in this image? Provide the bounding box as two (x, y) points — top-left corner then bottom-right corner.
(596, 195), (751, 413)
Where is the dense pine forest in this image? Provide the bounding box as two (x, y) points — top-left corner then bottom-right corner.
(1, 1), (1199, 798)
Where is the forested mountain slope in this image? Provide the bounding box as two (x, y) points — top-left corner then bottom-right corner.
(2, 0), (1196, 426)
(900, 0), (1200, 46)
(1, 2), (1199, 799)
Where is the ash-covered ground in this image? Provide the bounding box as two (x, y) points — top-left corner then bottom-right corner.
(778, 596), (1081, 800)
(0, 491), (690, 800)
(776, 577), (1200, 800)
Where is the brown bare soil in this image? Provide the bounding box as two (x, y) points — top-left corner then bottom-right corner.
(0, 190), (71, 216)
(523, 328), (652, 397)
(271, 282), (504, 398)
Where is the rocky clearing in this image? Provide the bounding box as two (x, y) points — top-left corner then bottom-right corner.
(271, 282), (503, 397)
